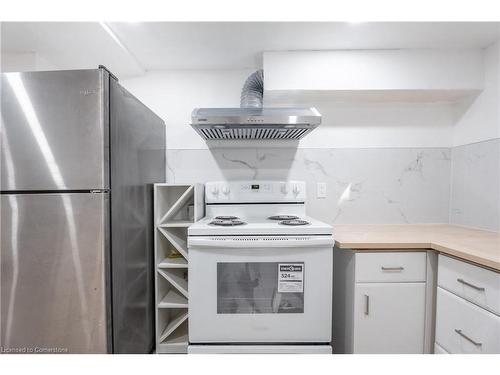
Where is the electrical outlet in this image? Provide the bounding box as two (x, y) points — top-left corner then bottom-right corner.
(317, 182), (327, 199)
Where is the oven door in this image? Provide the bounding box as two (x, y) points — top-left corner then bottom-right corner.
(188, 235), (333, 343)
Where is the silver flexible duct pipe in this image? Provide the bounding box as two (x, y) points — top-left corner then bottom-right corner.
(240, 70), (264, 108)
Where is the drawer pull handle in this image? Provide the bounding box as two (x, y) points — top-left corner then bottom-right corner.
(457, 278), (485, 291)
(381, 266), (404, 271)
(364, 294), (369, 315)
(454, 329), (482, 347)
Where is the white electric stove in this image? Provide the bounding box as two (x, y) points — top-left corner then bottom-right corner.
(187, 181), (334, 354)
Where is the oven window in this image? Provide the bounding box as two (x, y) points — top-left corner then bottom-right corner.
(217, 262), (304, 314)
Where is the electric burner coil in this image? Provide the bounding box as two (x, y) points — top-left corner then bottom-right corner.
(279, 219), (310, 226)
(268, 215), (300, 221)
(209, 219), (246, 226)
(214, 216), (240, 220)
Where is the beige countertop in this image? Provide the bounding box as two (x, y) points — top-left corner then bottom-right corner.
(333, 224), (500, 271)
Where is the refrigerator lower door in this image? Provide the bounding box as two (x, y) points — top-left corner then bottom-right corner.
(0, 192), (109, 353)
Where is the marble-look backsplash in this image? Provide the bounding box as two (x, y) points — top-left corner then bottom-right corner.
(450, 138), (500, 231)
(167, 147), (451, 225)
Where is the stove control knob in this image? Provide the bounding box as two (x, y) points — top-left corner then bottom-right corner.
(292, 184), (300, 195)
(281, 183), (289, 194)
(211, 186), (219, 196)
(222, 186), (230, 195)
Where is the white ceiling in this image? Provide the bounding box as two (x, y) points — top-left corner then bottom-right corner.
(2, 22), (499, 77)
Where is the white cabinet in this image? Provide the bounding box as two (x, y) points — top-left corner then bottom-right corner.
(333, 249), (434, 354)
(436, 288), (500, 354)
(435, 255), (500, 354)
(438, 255), (500, 315)
(353, 283), (426, 353)
(263, 50), (483, 104)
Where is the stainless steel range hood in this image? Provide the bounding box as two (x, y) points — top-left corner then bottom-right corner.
(191, 107), (322, 140)
(190, 70), (322, 140)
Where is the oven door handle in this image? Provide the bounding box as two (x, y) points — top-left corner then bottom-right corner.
(188, 236), (335, 248)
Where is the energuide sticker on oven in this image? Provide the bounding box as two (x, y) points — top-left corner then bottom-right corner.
(278, 263), (304, 293)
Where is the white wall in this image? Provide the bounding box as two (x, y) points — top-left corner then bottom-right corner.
(1, 52), (36, 71)
(449, 139), (499, 231)
(1, 51), (59, 72)
(448, 41), (500, 230)
(122, 69), (456, 150)
(274, 101), (454, 149)
(121, 69), (254, 150)
(452, 42), (500, 146)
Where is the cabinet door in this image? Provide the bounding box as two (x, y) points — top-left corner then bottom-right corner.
(353, 283), (426, 353)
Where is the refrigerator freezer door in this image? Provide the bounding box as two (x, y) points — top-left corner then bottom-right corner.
(1, 70), (108, 191)
(109, 79), (165, 353)
(0, 192), (109, 353)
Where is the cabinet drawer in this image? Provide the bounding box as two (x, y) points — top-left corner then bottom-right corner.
(436, 287), (500, 354)
(438, 255), (500, 315)
(355, 252), (426, 283)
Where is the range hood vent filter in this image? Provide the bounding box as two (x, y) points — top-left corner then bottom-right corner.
(198, 126), (310, 140)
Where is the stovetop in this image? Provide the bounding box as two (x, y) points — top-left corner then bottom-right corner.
(189, 180), (333, 236)
(189, 215), (333, 236)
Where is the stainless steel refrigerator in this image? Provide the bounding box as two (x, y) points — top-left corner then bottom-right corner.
(0, 67), (165, 353)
